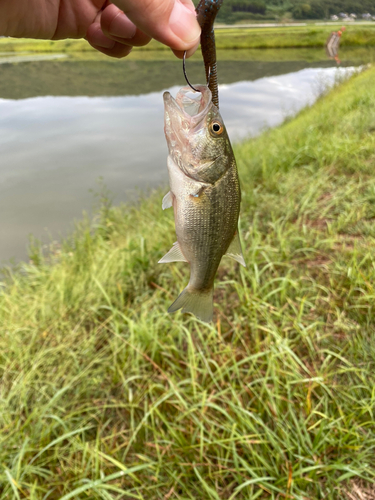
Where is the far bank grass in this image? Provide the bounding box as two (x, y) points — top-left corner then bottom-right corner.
(1, 64), (375, 497)
(2, 24), (375, 55)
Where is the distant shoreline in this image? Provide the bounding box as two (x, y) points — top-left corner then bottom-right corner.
(1, 23), (375, 55)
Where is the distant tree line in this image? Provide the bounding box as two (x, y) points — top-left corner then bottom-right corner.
(193, 0), (375, 22)
(291, 0), (375, 19)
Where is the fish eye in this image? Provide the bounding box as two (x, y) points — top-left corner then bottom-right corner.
(210, 120), (224, 136)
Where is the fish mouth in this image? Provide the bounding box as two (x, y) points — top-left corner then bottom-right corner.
(163, 86), (213, 171)
(163, 85), (212, 125)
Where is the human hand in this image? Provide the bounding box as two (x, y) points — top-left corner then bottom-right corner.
(88, 0), (201, 58)
(0, 0), (201, 59)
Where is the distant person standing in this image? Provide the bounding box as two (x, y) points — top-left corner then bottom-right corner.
(326, 26), (346, 64)
(0, 0), (201, 59)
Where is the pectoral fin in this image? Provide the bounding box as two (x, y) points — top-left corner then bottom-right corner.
(189, 185), (206, 198)
(158, 242), (188, 263)
(225, 232), (246, 267)
(162, 191), (173, 210)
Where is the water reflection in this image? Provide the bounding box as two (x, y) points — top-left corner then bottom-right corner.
(0, 52), (360, 99)
(0, 64), (357, 262)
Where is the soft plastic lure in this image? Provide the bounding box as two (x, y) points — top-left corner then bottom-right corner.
(183, 0), (223, 108)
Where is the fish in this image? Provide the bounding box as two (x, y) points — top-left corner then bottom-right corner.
(159, 85), (245, 323)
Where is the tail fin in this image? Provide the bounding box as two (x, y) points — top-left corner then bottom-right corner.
(168, 286), (214, 323)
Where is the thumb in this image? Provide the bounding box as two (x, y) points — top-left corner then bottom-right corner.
(111, 0), (201, 51)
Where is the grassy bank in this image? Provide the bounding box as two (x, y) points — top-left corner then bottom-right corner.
(2, 24), (375, 55)
(1, 66), (375, 499)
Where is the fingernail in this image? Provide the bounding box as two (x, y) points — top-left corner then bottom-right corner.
(169, 0), (201, 44)
(109, 12), (137, 39)
(91, 26), (116, 49)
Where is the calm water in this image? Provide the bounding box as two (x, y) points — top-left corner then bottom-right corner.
(0, 48), (372, 263)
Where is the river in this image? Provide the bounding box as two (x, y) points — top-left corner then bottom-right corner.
(0, 47), (373, 263)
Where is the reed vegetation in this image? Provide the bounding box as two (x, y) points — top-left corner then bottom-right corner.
(1, 63), (375, 499)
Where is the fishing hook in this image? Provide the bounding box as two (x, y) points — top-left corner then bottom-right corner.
(183, 51), (211, 92)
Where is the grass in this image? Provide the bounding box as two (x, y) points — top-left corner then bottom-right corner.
(213, 25), (375, 49)
(2, 24), (375, 56)
(1, 64), (375, 499)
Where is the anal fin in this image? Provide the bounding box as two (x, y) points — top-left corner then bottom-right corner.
(158, 241), (187, 264)
(225, 231), (246, 267)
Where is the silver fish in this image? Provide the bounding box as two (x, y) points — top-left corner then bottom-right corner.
(160, 85), (245, 323)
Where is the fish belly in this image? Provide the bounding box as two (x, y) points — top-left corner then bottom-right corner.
(167, 156), (240, 292)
